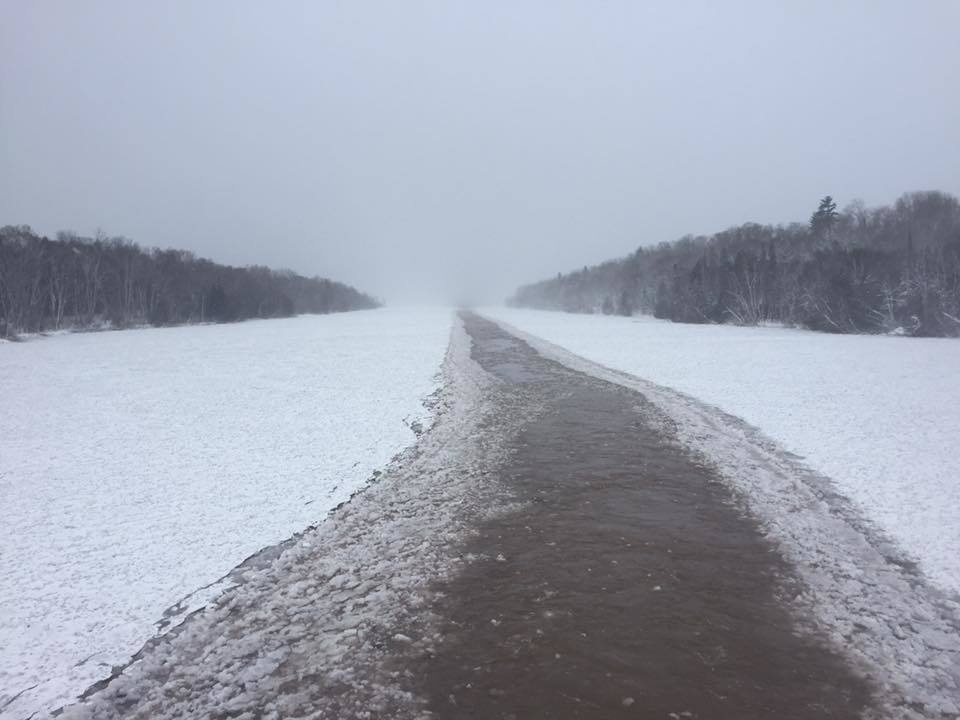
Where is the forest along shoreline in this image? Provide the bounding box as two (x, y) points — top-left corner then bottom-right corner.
(412, 313), (873, 719)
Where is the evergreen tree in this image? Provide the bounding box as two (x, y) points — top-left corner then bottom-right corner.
(810, 196), (839, 238)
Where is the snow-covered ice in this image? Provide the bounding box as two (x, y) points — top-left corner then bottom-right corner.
(0, 307), (451, 718)
(53, 312), (521, 720)
(483, 307), (960, 597)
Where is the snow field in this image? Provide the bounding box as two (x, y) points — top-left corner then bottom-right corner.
(0, 307), (451, 718)
(56, 312), (520, 720)
(482, 307), (960, 597)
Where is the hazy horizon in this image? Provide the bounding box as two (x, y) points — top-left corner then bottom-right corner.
(3, 1), (959, 303)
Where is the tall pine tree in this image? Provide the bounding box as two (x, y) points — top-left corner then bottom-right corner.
(810, 195), (839, 238)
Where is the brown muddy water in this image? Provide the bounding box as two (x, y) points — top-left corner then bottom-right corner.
(414, 313), (872, 719)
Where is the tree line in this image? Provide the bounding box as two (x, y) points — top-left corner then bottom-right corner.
(0, 225), (380, 338)
(509, 191), (960, 337)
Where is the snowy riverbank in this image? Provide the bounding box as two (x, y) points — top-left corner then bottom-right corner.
(0, 307), (451, 718)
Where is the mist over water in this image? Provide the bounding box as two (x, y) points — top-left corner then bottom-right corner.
(2, 2), (958, 303)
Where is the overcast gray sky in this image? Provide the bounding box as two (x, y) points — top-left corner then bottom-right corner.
(2, 1), (958, 302)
